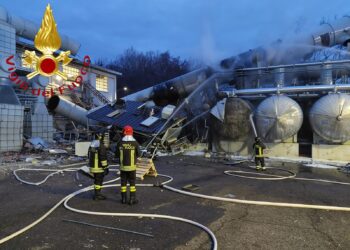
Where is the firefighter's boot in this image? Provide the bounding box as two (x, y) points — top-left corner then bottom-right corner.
(93, 189), (106, 200)
(129, 192), (138, 205)
(121, 192), (127, 204)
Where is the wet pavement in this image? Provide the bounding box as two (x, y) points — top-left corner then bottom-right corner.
(1, 155), (350, 249)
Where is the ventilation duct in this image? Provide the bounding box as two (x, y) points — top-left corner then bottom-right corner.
(47, 95), (99, 127)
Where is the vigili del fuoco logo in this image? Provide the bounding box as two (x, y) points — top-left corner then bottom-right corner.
(23, 4), (72, 79)
(5, 4), (91, 97)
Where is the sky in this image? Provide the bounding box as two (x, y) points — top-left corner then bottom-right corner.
(1, 0), (349, 64)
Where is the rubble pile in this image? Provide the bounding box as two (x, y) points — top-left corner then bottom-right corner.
(0, 136), (86, 168)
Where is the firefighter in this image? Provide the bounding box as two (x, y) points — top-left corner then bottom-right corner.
(116, 125), (140, 205)
(253, 136), (266, 171)
(89, 132), (109, 200)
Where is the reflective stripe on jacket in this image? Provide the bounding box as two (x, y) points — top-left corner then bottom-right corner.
(118, 139), (140, 171)
(89, 143), (108, 173)
(254, 145), (264, 157)
(253, 141), (266, 158)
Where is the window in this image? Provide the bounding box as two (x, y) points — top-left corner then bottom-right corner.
(0, 25), (15, 55)
(63, 65), (80, 80)
(96, 75), (108, 92)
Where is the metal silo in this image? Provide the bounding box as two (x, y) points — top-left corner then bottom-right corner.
(255, 95), (303, 142)
(211, 97), (253, 140)
(309, 93), (350, 143)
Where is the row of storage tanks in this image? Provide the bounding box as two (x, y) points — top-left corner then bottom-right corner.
(214, 93), (350, 144)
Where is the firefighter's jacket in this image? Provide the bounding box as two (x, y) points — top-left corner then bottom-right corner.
(116, 135), (140, 172)
(89, 140), (108, 174)
(253, 141), (266, 158)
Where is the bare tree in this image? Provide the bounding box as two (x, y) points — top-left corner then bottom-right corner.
(100, 47), (191, 97)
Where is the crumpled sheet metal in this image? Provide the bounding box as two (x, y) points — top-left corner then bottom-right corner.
(255, 95), (303, 142)
(309, 93), (350, 143)
(211, 97), (253, 140)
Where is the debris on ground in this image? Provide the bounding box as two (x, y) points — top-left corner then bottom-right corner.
(304, 163), (338, 169)
(25, 157), (40, 164)
(182, 184), (200, 192)
(68, 156), (84, 162)
(27, 137), (48, 150)
(41, 160), (57, 166)
(338, 163), (350, 175)
(48, 149), (68, 154)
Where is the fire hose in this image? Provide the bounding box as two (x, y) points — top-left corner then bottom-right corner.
(2, 169), (218, 250)
(3, 163), (350, 248)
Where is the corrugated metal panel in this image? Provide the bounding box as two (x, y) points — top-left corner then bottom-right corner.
(87, 101), (185, 135)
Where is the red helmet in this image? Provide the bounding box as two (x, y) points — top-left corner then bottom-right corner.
(123, 125), (133, 135)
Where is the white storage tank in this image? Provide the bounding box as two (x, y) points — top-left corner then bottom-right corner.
(309, 93), (350, 143)
(255, 95), (303, 142)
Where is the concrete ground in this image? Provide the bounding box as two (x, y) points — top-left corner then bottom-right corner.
(1, 155), (350, 249)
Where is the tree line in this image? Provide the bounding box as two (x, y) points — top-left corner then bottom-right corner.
(97, 47), (193, 97)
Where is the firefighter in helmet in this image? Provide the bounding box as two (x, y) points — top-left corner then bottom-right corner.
(253, 136), (266, 171)
(89, 132), (109, 200)
(116, 125), (140, 205)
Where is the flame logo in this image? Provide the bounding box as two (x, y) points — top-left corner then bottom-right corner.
(34, 4), (61, 54)
(24, 4), (72, 80)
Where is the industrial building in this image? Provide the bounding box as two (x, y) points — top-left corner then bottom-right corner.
(2, 4), (350, 250)
(0, 5), (121, 152)
(69, 16), (350, 162)
(1, 3), (350, 163)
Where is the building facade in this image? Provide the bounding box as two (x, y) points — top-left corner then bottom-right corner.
(0, 5), (121, 151)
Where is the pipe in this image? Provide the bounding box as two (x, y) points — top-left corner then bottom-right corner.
(321, 63), (333, 84)
(122, 67), (213, 105)
(0, 6), (81, 55)
(314, 16), (350, 47)
(274, 68), (285, 87)
(221, 16), (350, 69)
(220, 84), (350, 96)
(47, 95), (99, 126)
(235, 59), (350, 73)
